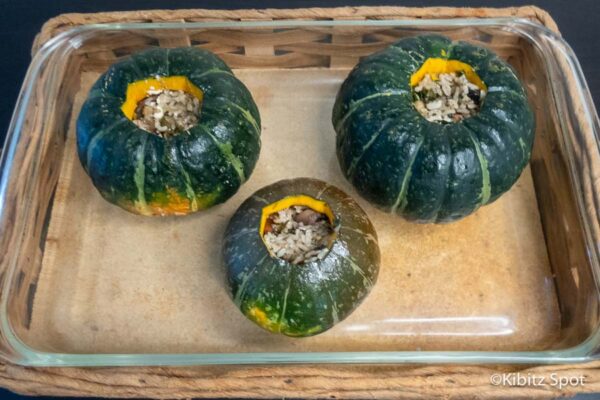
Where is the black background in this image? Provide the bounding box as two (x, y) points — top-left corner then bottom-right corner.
(0, 0), (598, 399)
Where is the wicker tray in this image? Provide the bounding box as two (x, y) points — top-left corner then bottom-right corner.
(1, 5), (600, 399)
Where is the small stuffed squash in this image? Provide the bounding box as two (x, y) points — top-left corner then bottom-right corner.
(77, 47), (261, 216)
(223, 178), (380, 337)
(332, 34), (535, 223)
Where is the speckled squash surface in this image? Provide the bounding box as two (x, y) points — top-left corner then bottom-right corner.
(223, 178), (380, 337)
(332, 34), (535, 223)
(77, 47), (261, 216)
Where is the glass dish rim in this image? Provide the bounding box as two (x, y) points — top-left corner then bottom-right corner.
(1, 16), (599, 367)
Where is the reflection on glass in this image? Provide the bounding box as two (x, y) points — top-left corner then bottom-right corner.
(345, 316), (514, 336)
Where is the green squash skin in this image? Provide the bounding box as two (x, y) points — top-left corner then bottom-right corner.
(130, 48), (170, 78)
(141, 128), (241, 209)
(92, 58), (143, 101)
(76, 92), (128, 175)
(390, 35), (452, 63)
(337, 95), (426, 211)
(463, 91), (534, 203)
(435, 124), (484, 221)
(401, 125), (451, 221)
(86, 121), (147, 206)
(332, 34), (535, 223)
(77, 47), (261, 215)
(332, 50), (418, 127)
(224, 178), (380, 337)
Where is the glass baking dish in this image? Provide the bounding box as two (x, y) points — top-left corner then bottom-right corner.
(0, 17), (599, 367)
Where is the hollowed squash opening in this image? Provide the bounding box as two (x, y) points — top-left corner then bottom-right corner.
(121, 76), (204, 137)
(410, 58), (486, 90)
(259, 195), (337, 264)
(411, 58), (487, 124)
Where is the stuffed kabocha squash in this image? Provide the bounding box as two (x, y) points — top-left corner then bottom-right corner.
(224, 178), (380, 337)
(77, 47), (261, 216)
(333, 34), (535, 223)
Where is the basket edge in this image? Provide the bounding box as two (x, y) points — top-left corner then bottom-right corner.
(2, 361), (600, 398)
(16, 5), (600, 400)
(31, 5), (560, 56)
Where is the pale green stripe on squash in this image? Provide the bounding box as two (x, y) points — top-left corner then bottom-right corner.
(346, 119), (396, 179)
(332, 249), (374, 290)
(335, 90), (408, 132)
(277, 272), (293, 333)
(178, 165), (199, 211)
(133, 135), (149, 214)
(85, 118), (128, 168)
(391, 136), (425, 214)
(327, 291), (340, 325)
(200, 125), (246, 183)
(234, 254), (268, 307)
(223, 99), (261, 137)
(466, 128), (491, 206)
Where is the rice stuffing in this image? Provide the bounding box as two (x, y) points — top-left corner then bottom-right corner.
(413, 72), (486, 123)
(263, 205), (335, 265)
(133, 88), (200, 137)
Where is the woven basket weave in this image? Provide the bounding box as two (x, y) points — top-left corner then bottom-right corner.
(2, 6), (599, 399)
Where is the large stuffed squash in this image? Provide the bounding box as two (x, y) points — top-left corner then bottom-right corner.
(77, 47), (261, 216)
(333, 34), (535, 223)
(224, 178), (380, 337)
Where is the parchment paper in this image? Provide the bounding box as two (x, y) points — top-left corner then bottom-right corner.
(27, 69), (559, 353)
